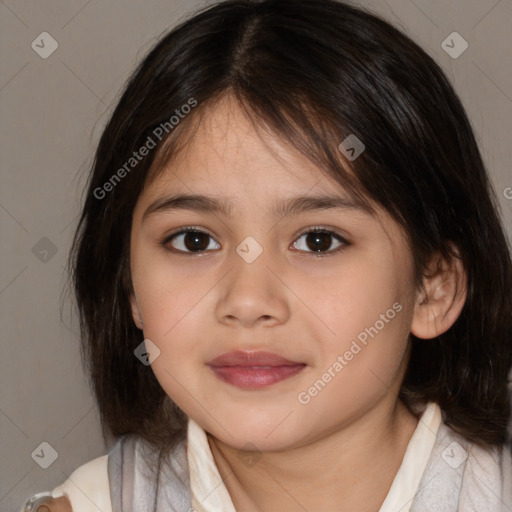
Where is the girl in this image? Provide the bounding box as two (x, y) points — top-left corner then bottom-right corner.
(22, 0), (512, 510)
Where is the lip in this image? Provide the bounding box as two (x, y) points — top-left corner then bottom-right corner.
(207, 351), (306, 389)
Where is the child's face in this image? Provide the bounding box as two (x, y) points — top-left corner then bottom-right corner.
(129, 95), (418, 451)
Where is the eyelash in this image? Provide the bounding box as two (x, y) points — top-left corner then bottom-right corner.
(160, 225), (351, 258)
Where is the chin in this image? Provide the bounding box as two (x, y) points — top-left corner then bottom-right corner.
(217, 430), (298, 453)
(207, 413), (312, 452)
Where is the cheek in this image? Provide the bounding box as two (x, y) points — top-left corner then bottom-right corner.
(134, 270), (217, 376)
(309, 254), (405, 334)
(142, 304), (210, 415)
(298, 313), (412, 426)
(131, 250), (208, 338)
(141, 290), (207, 349)
(306, 252), (413, 381)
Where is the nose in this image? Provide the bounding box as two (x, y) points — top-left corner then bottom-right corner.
(215, 247), (291, 328)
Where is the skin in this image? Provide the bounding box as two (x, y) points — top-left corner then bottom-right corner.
(129, 94), (467, 511)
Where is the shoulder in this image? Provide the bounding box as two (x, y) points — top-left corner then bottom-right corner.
(52, 455), (111, 512)
(459, 438), (512, 509)
(20, 455), (111, 512)
(418, 419), (512, 511)
(437, 420), (512, 481)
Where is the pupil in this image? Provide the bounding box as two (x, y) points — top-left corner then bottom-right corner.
(307, 232), (330, 252)
(185, 231), (208, 251)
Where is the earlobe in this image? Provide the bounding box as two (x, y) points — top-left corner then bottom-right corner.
(130, 293), (144, 330)
(411, 249), (467, 340)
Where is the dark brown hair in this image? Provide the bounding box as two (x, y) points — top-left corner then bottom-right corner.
(66, 0), (512, 453)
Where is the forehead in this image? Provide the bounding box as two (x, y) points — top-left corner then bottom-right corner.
(136, 98), (380, 227)
(146, 95), (345, 195)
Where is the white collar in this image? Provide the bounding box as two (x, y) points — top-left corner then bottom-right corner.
(378, 401), (442, 512)
(186, 402), (441, 512)
(187, 417), (237, 512)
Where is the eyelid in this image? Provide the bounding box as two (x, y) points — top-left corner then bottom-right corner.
(161, 225), (351, 256)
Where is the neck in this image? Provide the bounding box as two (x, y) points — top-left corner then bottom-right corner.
(208, 397), (419, 512)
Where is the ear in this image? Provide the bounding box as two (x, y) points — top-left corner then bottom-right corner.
(130, 293), (144, 330)
(411, 247), (467, 339)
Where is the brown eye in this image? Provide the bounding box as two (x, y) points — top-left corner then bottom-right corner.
(164, 230), (220, 253)
(292, 229), (348, 255)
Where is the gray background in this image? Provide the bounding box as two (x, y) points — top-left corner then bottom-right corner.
(1, 0), (511, 510)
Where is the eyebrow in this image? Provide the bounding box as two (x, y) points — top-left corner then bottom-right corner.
(142, 192), (369, 222)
